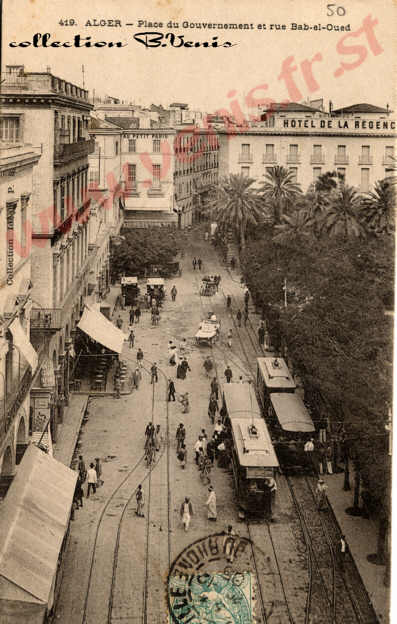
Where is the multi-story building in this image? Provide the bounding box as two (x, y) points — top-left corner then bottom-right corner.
(217, 101), (396, 192)
(174, 127), (219, 225)
(94, 103), (219, 229)
(0, 65), (95, 449)
(0, 143), (41, 495)
(87, 116), (124, 312)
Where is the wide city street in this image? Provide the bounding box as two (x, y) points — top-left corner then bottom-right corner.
(55, 228), (309, 624)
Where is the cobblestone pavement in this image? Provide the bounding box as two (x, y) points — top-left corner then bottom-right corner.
(54, 226), (381, 624)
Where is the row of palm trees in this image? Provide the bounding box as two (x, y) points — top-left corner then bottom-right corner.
(211, 166), (395, 249)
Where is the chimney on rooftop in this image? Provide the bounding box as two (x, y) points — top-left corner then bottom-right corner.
(329, 100), (333, 114)
(386, 103), (390, 114)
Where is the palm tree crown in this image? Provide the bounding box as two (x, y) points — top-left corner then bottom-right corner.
(361, 179), (395, 236)
(259, 166), (302, 224)
(213, 173), (265, 249)
(321, 185), (365, 239)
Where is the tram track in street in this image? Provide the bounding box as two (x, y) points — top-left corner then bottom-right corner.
(192, 259), (287, 624)
(79, 358), (171, 624)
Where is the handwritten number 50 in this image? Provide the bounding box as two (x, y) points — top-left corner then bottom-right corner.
(327, 4), (346, 16)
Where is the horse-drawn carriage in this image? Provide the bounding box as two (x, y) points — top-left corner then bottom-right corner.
(147, 278), (165, 304)
(195, 315), (221, 346)
(121, 276), (140, 306)
(200, 275), (218, 296)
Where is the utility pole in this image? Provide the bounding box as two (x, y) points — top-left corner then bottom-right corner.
(283, 278), (287, 308)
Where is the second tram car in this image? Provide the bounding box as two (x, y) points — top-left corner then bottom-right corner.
(257, 357), (315, 473)
(222, 383), (279, 517)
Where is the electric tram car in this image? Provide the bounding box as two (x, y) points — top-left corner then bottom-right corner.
(222, 383), (279, 517)
(256, 357), (315, 473)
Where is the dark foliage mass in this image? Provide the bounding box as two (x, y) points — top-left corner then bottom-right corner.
(110, 227), (184, 280)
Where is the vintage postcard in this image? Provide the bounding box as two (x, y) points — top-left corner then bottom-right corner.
(0, 0), (394, 623)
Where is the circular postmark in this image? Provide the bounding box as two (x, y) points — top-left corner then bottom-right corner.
(167, 532), (277, 623)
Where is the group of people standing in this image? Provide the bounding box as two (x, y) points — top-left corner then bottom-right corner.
(72, 455), (103, 519)
(192, 257), (203, 271)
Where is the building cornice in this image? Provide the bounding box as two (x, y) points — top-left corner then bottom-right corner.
(1, 93), (93, 112)
(217, 129), (397, 139)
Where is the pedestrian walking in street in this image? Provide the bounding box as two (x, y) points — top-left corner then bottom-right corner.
(199, 454), (212, 484)
(206, 439), (215, 464)
(201, 429), (208, 453)
(192, 257), (197, 270)
(154, 424), (161, 452)
(318, 443), (326, 475)
(168, 378), (176, 401)
(86, 463), (97, 498)
(181, 357), (191, 377)
(226, 295), (232, 309)
(339, 534), (347, 569)
(325, 445), (333, 474)
(78, 455), (87, 483)
(171, 285), (177, 301)
(135, 306), (141, 323)
(224, 365), (233, 383)
(304, 438), (315, 470)
(145, 422), (155, 444)
(258, 324), (265, 347)
(129, 308), (135, 324)
(116, 315), (123, 330)
(180, 392), (190, 413)
(136, 485), (145, 517)
(176, 423), (186, 452)
(176, 362), (184, 379)
(194, 436), (204, 464)
(197, 258), (202, 270)
(316, 478), (328, 511)
(319, 417), (328, 443)
(244, 308), (249, 326)
(244, 289), (249, 308)
(73, 475), (84, 509)
(227, 329), (233, 349)
(230, 256), (236, 270)
(210, 377), (219, 400)
(206, 486), (217, 521)
(95, 458), (104, 486)
(180, 497), (194, 531)
(223, 525), (237, 562)
(177, 444), (187, 469)
(128, 328), (135, 349)
(203, 356), (213, 378)
(204, 231), (209, 241)
(132, 367), (141, 390)
(136, 347), (143, 368)
(150, 362), (158, 384)
(208, 394), (219, 423)
(236, 309), (242, 327)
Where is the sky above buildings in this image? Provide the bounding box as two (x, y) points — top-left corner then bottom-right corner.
(2, 0), (396, 115)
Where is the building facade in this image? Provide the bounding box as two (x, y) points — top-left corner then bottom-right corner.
(0, 143), (41, 495)
(0, 65), (95, 456)
(217, 102), (396, 191)
(87, 116), (124, 311)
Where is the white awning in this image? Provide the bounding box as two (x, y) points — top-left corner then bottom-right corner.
(9, 318), (38, 371)
(77, 305), (127, 354)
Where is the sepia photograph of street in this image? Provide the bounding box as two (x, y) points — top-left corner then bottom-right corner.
(0, 0), (394, 622)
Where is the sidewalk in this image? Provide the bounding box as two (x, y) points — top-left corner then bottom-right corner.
(53, 394), (89, 467)
(324, 471), (389, 622)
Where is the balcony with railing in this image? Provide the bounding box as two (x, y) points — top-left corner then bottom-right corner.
(382, 155), (395, 166)
(238, 153), (253, 164)
(262, 152), (277, 164)
(54, 137), (95, 165)
(286, 153), (301, 164)
(30, 308), (62, 331)
(358, 156), (373, 165)
(310, 153), (325, 165)
(334, 155), (349, 165)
